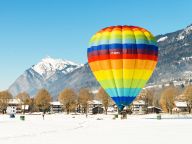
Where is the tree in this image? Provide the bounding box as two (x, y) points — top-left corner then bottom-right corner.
(16, 92), (31, 114)
(58, 88), (77, 114)
(96, 88), (112, 115)
(0, 91), (12, 114)
(160, 86), (178, 114)
(137, 89), (154, 113)
(30, 98), (38, 112)
(34, 89), (52, 112)
(183, 85), (192, 113)
(78, 88), (93, 115)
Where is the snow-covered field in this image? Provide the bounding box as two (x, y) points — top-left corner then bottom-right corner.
(0, 113), (192, 144)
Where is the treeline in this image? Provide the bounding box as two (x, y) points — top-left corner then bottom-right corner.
(0, 87), (113, 114)
(1, 84), (192, 115)
(137, 84), (192, 114)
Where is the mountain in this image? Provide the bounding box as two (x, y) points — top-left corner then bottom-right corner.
(32, 56), (81, 80)
(8, 24), (192, 98)
(150, 24), (192, 83)
(45, 63), (100, 97)
(8, 57), (84, 97)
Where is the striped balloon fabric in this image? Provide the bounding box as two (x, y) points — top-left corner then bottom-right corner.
(87, 25), (158, 110)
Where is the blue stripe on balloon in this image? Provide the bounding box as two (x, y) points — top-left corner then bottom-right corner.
(111, 96), (137, 107)
(87, 43), (158, 53)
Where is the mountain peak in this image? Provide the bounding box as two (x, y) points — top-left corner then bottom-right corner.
(32, 56), (82, 79)
(177, 24), (192, 40)
(184, 24), (192, 34)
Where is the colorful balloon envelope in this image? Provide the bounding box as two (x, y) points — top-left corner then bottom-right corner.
(87, 25), (158, 110)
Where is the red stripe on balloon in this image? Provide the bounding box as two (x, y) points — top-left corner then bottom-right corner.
(88, 54), (158, 62)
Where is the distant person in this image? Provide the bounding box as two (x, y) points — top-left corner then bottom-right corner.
(42, 112), (45, 120)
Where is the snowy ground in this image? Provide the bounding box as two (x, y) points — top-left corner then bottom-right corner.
(0, 113), (192, 144)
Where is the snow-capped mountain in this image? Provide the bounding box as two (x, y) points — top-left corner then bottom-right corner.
(8, 24), (192, 98)
(8, 57), (84, 97)
(151, 24), (192, 84)
(32, 57), (81, 80)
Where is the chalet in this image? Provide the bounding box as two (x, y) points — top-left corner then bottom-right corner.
(147, 106), (162, 114)
(132, 100), (146, 114)
(50, 101), (63, 113)
(88, 100), (103, 114)
(173, 101), (188, 112)
(92, 106), (104, 114)
(6, 98), (22, 114)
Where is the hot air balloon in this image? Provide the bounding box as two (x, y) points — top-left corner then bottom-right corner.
(87, 25), (158, 111)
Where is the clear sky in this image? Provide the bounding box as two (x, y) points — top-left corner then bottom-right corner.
(0, 0), (192, 90)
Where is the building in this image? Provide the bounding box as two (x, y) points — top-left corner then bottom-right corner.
(147, 106), (162, 114)
(6, 99), (30, 114)
(50, 101), (63, 113)
(88, 100), (103, 114)
(92, 106), (104, 114)
(132, 100), (146, 114)
(6, 98), (22, 114)
(173, 101), (188, 112)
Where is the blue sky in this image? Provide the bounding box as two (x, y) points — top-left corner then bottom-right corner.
(0, 0), (192, 90)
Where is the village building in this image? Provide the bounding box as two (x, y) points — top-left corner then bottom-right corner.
(6, 99), (21, 114)
(50, 101), (63, 113)
(6, 98), (30, 114)
(88, 100), (103, 114)
(173, 101), (188, 113)
(132, 100), (146, 114)
(147, 106), (162, 114)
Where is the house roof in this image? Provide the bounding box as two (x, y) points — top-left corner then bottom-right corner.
(133, 100), (145, 105)
(50, 101), (63, 106)
(147, 106), (162, 110)
(8, 99), (22, 105)
(88, 100), (102, 105)
(175, 101), (187, 108)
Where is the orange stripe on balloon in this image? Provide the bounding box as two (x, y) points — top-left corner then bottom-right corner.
(89, 59), (157, 71)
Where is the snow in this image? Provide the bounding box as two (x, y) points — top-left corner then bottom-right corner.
(91, 89), (99, 94)
(157, 36), (168, 42)
(184, 25), (192, 34)
(181, 56), (192, 61)
(32, 56), (82, 79)
(175, 101), (187, 107)
(177, 25), (192, 41)
(50, 101), (62, 106)
(1, 113), (192, 144)
(88, 100), (102, 105)
(133, 100), (145, 105)
(8, 99), (21, 105)
(177, 34), (185, 40)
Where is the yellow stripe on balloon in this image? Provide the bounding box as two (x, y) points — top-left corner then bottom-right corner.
(93, 69), (153, 80)
(99, 79), (148, 89)
(89, 30), (155, 44)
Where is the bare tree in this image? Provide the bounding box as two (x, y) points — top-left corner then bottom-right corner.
(58, 88), (77, 114)
(0, 91), (12, 114)
(137, 89), (154, 113)
(160, 86), (178, 114)
(16, 92), (31, 114)
(96, 88), (112, 115)
(183, 85), (192, 113)
(34, 89), (52, 112)
(78, 88), (93, 115)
